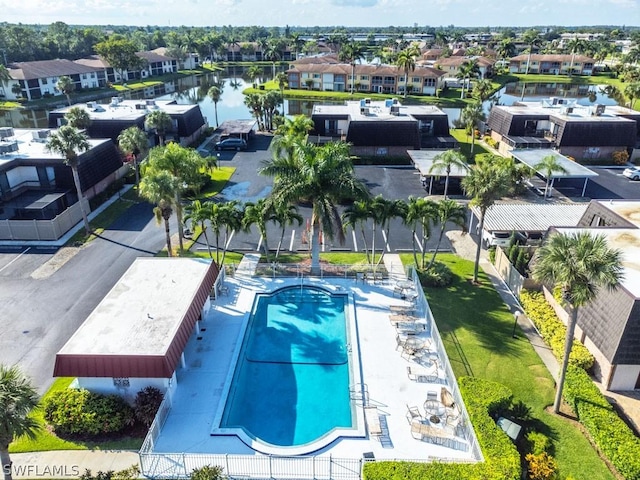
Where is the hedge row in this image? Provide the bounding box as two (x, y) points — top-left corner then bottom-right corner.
(564, 366), (640, 480)
(519, 291), (594, 370)
(362, 377), (520, 480)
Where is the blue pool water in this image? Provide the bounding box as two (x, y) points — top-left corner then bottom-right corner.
(221, 286), (352, 447)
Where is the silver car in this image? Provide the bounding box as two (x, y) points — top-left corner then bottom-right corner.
(623, 166), (640, 181)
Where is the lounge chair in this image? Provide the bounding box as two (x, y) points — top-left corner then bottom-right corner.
(406, 364), (438, 383)
(364, 406), (382, 437)
(410, 420), (455, 443)
(406, 404), (423, 424)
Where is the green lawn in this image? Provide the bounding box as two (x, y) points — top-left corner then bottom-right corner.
(9, 378), (143, 453)
(408, 253), (615, 480)
(450, 128), (491, 162)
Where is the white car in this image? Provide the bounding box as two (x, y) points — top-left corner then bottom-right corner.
(623, 166), (640, 181)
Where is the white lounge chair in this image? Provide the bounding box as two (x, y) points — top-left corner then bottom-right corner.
(406, 404), (423, 424)
(406, 364), (438, 383)
(364, 406), (382, 437)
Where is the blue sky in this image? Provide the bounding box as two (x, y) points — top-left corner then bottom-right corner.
(2, 0), (639, 27)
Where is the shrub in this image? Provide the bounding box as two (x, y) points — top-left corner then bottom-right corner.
(526, 432), (553, 455)
(525, 452), (558, 480)
(134, 386), (164, 427)
(488, 246), (496, 264)
(509, 400), (532, 422)
(612, 149), (630, 165)
(519, 291), (594, 370)
(191, 466), (226, 480)
(79, 465), (140, 480)
(419, 262), (454, 288)
(44, 388), (134, 436)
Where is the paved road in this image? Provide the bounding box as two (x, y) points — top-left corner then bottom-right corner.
(0, 202), (167, 393)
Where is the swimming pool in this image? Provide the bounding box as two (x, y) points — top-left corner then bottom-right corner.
(219, 286), (357, 450)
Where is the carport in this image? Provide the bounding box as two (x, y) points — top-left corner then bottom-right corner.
(408, 150), (470, 195)
(511, 149), (598, 197)
(216, 119), (258, 142)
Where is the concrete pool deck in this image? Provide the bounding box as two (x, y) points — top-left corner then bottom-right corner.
(148, 273), (479, 466)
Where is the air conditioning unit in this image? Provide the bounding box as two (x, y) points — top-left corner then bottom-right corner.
(135, 103), (146, 110)
(0, 141), (18, 154)
(0, 127), (14, 139)
(364, 98), (371, 104)
(595, 104), (606, 116)
(110, 96), (122, 106)
(32, 129), (50, 141)
(145, 100), (156, 106)
(561, 107), (574, 115)
(360, 107), (370, 115)
(390, 106), (400, 116)
(86, 101), (96, 109)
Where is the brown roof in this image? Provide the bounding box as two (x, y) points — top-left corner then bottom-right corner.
(53, 258), (219, 379)
(435, 56), (495, 67)
(289, 62), (445, 78)
(8, 59), (102, 80)
(74, 55), (110, 69)
(291, 54), (340, 65)
(510, 54), (596, 63)
(137, 50), (175, 63)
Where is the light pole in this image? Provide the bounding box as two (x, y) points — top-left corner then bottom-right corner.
(512, 311), (522, 339)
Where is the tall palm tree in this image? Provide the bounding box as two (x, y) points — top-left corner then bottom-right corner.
(374, 197), (407, 266)
(427, 199), (467, 269)
(117, 126), (149, 186)
(219, 201), (244, 265)
(339, 41), (366, 94)
(45, 125), (91, 234)
(273, 203), (303, 260)
(342, 199), (373, 264)
(396, 49), (417, 98)
(521, 29), (542, 75)
(144, 110), (173, 146)
(496, 38), (516, 62)
(275, 72), (288, 102)
(139, 170), (178, 256)
(64, 107), (91, 130)
(207, 84), (223, 127)
(260, 140), (369, 274)
(56, 75), (74, 106)
(244, 92), (264, 130)
(472, 78), (494, 102)
(534, 154), (568, 198)
(246, 65), (263, 86)
(565, 37), (587, 76)
(0, 365), (40, 480)
(185, 200), (213, 258)
(456, 59), (480, 99)
(623, 81), (640, 110)
(405, 196), (438, 270)
(429, 150), (469, 198)
(144, 143), (206, 253)
(462, 158), (512, 283)
(460, 101), (485, 155)
(243, 199), (276, 263)
(531, 232), (623, 413)
(264, 41), (282, 79)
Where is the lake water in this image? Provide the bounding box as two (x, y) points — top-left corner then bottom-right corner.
(0, 75), (622, 130)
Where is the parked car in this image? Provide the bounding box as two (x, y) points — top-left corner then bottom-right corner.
(622, 166), (640, 181)
(482, 230), (525, 248)
(215, 137), (247, 151)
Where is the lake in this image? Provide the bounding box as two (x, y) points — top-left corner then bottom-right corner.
(0, 73), (623, 130)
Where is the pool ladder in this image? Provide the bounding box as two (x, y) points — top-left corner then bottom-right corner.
(350, 382), (369, 406)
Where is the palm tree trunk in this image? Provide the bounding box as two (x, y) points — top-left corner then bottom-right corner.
(71, 166), (91, 234)
(175, 194), (184, 253)
(276, 228), (285, 259)
(544, 178), (551, 198)
(351, 64), (356, 94)
(133, 154), (140, 186)
(202, 226), (212, 258)
(215, 233), (221, 265)
(164, 218), (173, 257)
(261, 228), (270, 263)
(214, 103), (219, 127)
(444, 173), (450, 199)
(404, 72), (408, 98)
(420, 225), (428, 269)
(359, 227), (370, 264)
(411, 227), (419, 268)
(310, 220), (321, 275)
(473, 210), (485, 283)
(554, 305), (579, 413)
(1, 447), (14, 480)
(428, 226), (446, 270)
(371, 221), (377, 266)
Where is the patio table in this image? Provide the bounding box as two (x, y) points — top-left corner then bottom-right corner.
(424, 399), (446, 418)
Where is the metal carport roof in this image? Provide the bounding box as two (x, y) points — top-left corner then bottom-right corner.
(470, 203), (589, 233)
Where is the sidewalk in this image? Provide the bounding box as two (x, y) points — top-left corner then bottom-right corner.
(10, 450), (140, 479)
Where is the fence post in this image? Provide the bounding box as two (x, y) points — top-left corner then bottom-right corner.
(269, 455), (273, 479)
(225, 453), (229, 476)
(329, 454), (332, 480)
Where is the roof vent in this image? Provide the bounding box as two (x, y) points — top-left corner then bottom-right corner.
(110, 96), (122, 106)
(32, 129), (50, 141)
(86, 101), (97, 109)
(595, 104), (605, 116)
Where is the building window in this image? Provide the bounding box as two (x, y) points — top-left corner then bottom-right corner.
(360, 75), (368, 80)
(412, 77), (421, 83)
(376, 147), (388, 155)
(113, 377), (130, 387)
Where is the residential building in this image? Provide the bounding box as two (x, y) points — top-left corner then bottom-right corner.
(486, 99), (640, 160)
(0, 127), (126, 240)
(508, 54), (596, 76)
(429, 56), (495, 80)
(311, 99), (455, 157)
(287, 58), (445, 96)
(4, 59), (104, 101)
(75, 49), (178, 83)
(49, 98), (208, 146)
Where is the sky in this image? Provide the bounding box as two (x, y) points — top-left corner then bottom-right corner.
(2, 0), (639, 28)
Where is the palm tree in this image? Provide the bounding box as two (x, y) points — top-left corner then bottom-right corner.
(460, 101), (485, 155)
(496, 38), (516, 62)
(427, 199), (467, 270)
(45, 125), (91, 234)
(0, 65), (11, 84)
(185, 200), (213, 258)
(273, 203), (303, 260)
(260, 140), (369, 274)
(405, 196), (438, 270)
(246, 65), (263, 87)
(0, 365), (40, 480)
(243, 199), (276, 263)
(429, 150), (469, 198)
(64, 107), (91, 130)
(117, 126), (149, 186)
(534, 154), (569, 198)
(244, 92), (264, 130)
(219, 201), (244, 265)
(342, 199), (373, 264)
(456, 59), (480, 99)
(264, 41), (281, 79)
(339, 42), (366, 94)
(374, 197), (407, 266)
(623, 81), (640, 110)
(521, 29), (542, 75)
(462, 158), (512, 283)
(472, 79), (494, 102)
(11, 83), (22, 98)
(396, 49), (417, 98)
(207, 84), (223, 128)
(531, 232), (623, 413)
(275, 72), (288, 101)
(139, 170), (178, 256)
(56, 75), (74, 106)
(144, 110), (173, 146)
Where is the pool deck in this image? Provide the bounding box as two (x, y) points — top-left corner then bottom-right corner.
(151, 275), (478, 463)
